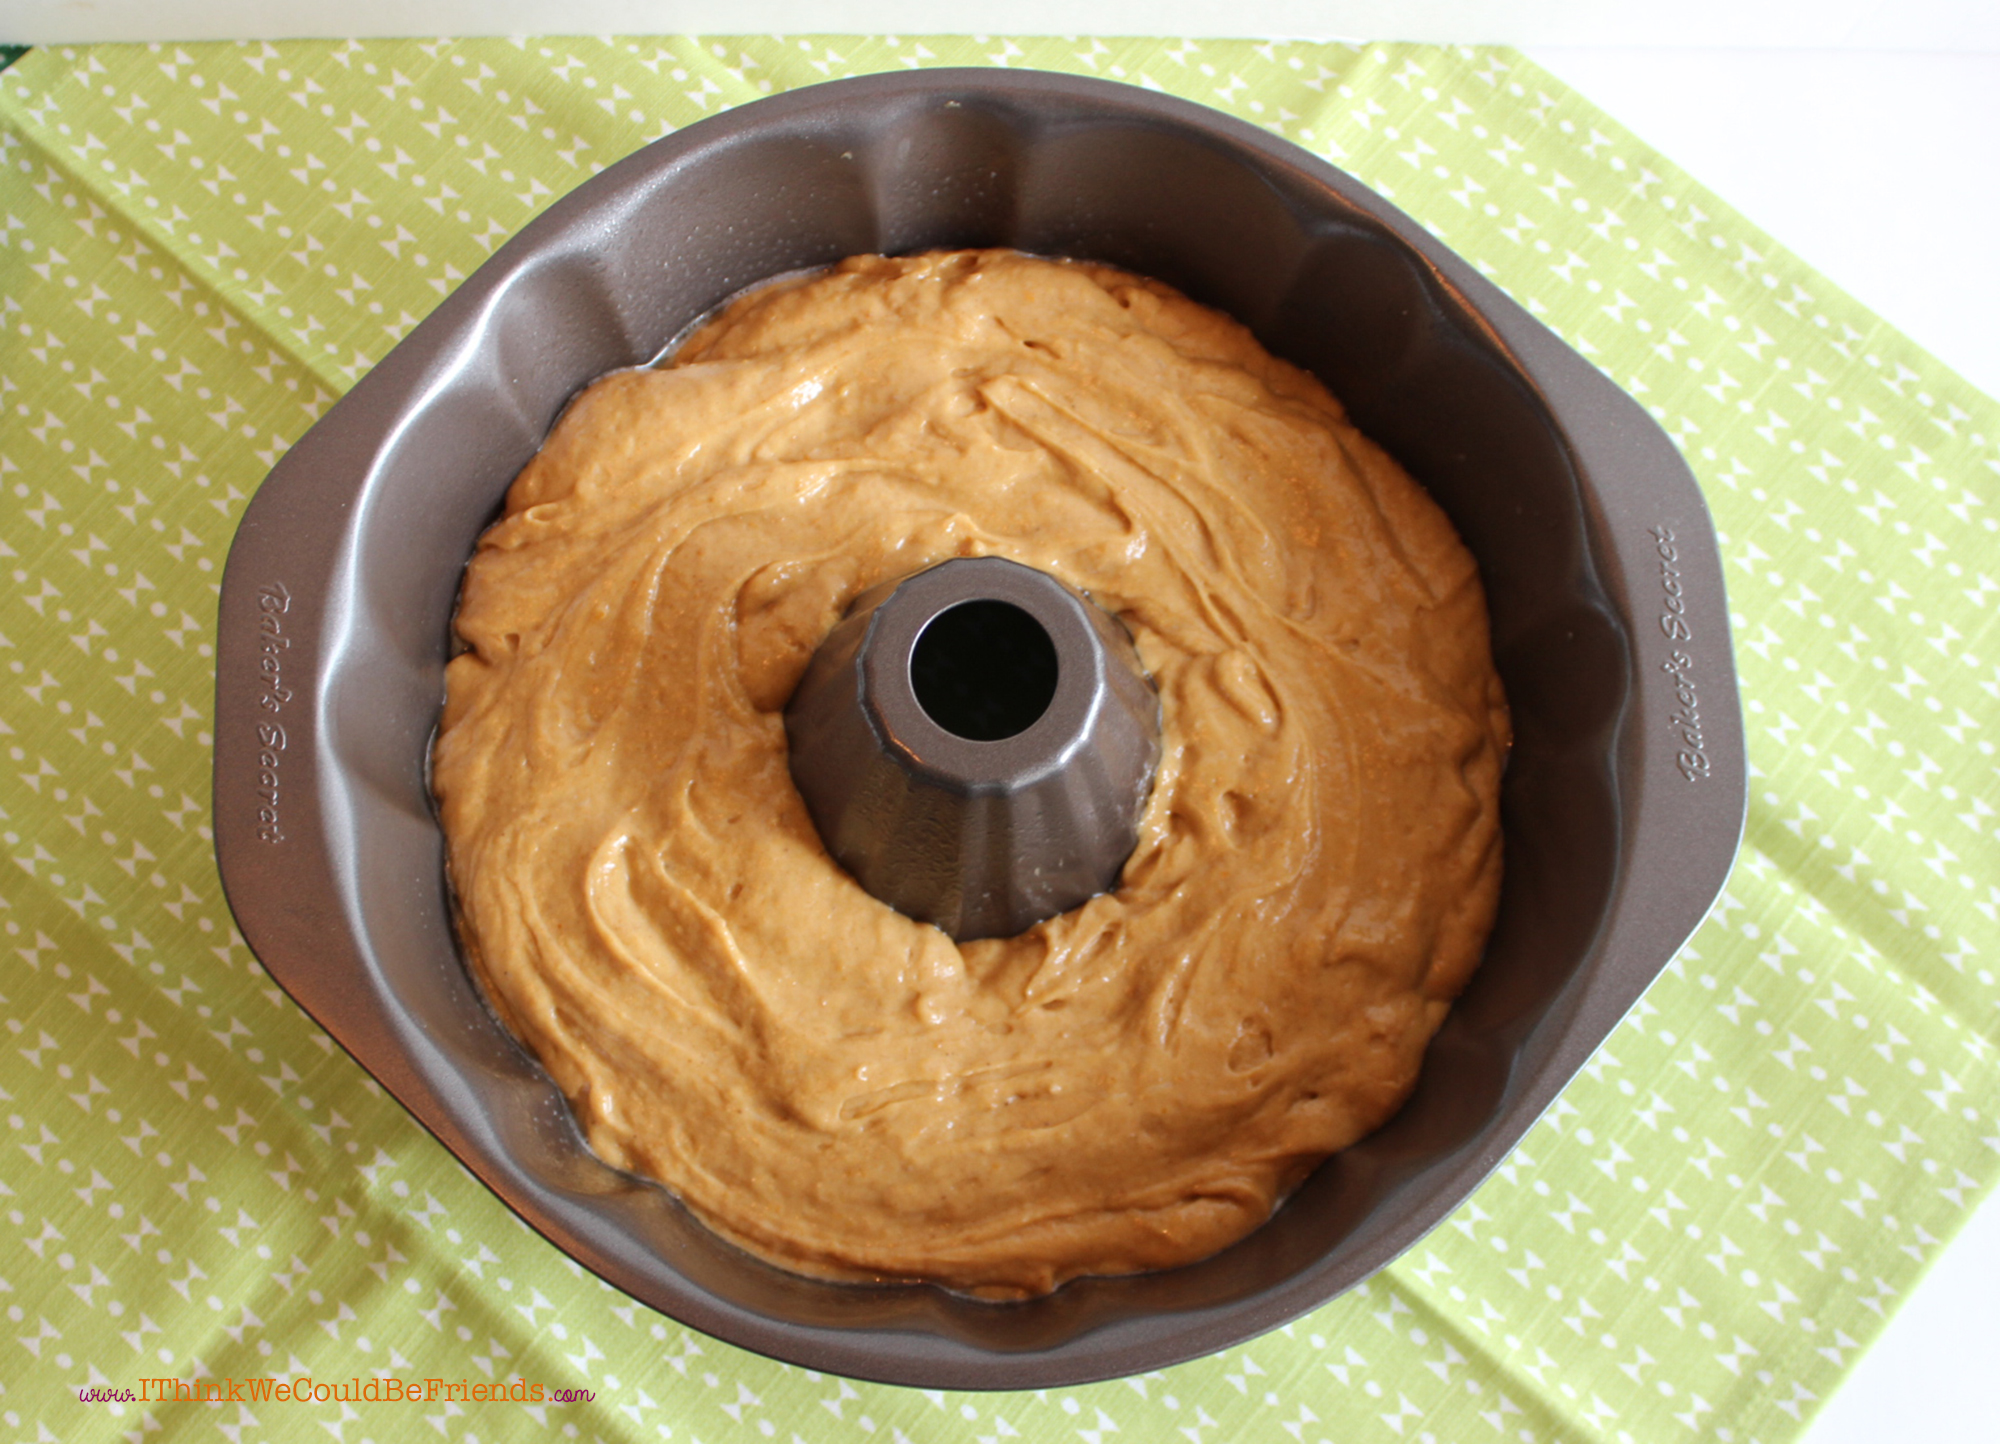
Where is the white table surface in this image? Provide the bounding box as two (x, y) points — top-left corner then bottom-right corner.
(2, 16), (1994, 1439)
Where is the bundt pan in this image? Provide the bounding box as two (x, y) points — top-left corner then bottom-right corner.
(213, 68), (1746, 1388)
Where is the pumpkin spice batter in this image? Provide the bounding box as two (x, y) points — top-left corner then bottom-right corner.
(432, 250), (1510, 1298)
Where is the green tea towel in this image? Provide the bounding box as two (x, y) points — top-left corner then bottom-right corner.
(2, 35), (1996, 1444)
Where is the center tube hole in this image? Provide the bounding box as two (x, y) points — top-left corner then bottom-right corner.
(910, 600), (1060, 742)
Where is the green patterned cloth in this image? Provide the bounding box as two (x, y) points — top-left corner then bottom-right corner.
(3, 35), (1996, 1444)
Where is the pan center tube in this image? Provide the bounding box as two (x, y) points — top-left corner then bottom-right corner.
(784, 557), (1162, 942)
(910, 599), (1060, 742)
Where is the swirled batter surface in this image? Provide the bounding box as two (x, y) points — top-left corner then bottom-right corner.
(433, 251), (1509, 1297)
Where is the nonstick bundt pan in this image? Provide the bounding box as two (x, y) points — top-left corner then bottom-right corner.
(213, 68), (1746, 1389)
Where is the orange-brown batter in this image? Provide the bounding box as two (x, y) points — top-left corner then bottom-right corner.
(432, 250), (1509, 1297)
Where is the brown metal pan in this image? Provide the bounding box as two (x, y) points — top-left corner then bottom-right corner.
(213, 68), (1745, 1389)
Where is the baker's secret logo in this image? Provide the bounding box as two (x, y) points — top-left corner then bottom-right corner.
(253, 581), (292, 842)
(1648, 525), (1711, 783)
